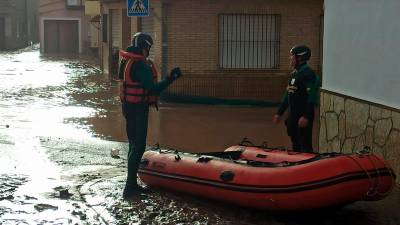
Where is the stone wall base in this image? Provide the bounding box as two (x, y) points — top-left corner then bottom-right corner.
(319, 90), (400, 182)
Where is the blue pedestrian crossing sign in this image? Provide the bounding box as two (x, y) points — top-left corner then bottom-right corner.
(127, 0), (149, 17)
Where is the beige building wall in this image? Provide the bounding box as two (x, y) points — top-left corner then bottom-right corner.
(101, 2), (125, 75)
(85, 1), (101, 49)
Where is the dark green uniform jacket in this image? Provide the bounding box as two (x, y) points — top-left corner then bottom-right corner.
(277, 63), (320, 122)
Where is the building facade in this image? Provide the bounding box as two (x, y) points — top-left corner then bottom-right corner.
(98, 0), (323, 102)
(39, 0), (91, 54)
(97, 0), (133, 76)
(320, 0), (400, 181)
(85, 0), (101, 57)
(0, 0), (38, 51)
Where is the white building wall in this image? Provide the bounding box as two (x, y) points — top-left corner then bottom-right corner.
(323, 0), (400, 109)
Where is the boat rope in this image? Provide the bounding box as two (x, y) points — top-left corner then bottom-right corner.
(346, 146), (396, 197)
(369, 154), (397, 196)
(346, 153), (375, 197)
(359, 146), (397, 196)
(358, 147), (381, 196)
(239, 137), (311, 155)
(366, 154), (381, 197)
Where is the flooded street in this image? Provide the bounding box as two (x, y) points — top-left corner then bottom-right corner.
(0, 47), (399, 225)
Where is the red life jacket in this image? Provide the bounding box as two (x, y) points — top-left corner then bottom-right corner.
(119, 50), (159, 105)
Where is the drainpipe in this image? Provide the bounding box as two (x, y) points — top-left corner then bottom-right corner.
(100, 2), (104, 72)
(24, 0), (28, 46)
(161, 1), (168, 79)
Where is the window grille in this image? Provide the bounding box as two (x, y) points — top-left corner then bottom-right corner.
(66, 0), (84, 8)
(219, 14), (280, 69)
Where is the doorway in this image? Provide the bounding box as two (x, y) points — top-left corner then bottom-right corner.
(44, 20), (79, 54)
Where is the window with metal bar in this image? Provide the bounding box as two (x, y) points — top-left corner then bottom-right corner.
(219, 14), (280, 69)
(67, 0), (84, 6)
(66, 0), (85, 9)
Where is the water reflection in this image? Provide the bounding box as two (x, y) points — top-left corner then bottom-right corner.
(84, 99), (318, 153)
(0, 48), (108, 224)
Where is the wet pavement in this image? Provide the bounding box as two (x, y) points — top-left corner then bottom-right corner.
(0, 46), (399, 225)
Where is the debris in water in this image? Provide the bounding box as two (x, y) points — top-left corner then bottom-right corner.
(59, 189), (73, 199)
(54, 186), (73, 199)
(34, 203), (58, 212)
(111, 148), (120, 158)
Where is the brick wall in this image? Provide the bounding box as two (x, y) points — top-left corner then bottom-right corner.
(151, 0), (163, 80)
(109, 0), (323, 102)
(163, 0), (323, 102)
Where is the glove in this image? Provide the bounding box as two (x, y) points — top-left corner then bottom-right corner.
(168, 67), (182, 81)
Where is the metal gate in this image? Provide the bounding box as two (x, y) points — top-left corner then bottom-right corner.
(44, 20), (79, 54)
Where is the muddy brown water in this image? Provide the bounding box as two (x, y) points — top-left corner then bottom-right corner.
(0, 47), (399, 225)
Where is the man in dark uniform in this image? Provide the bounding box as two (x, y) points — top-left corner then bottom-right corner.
(118, 32), (182, 199)
(272, 45), (320, 153)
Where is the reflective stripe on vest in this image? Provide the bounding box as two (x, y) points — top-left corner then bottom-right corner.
(119, 50), (159, 104)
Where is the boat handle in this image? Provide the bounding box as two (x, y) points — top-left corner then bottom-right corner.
(197, 156), (212, 163)
(139, 159), (149, 168)
(173, 150), (182, 161)
(260, 141), (269, 148)
(220, 171), (235, 182)
(239, 137), (255, 146)
(256, 154), (267, 158)
(154, 143), (161, 153)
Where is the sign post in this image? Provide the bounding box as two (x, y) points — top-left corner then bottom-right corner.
(127, 0), (150, 17)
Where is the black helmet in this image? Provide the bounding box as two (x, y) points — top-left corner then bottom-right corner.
(131, 32), (153, 51)
(290, 45), (311, 61)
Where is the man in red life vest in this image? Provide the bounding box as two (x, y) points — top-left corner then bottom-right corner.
(119, 32), (182, 199)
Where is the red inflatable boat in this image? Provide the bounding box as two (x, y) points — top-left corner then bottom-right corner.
(138, 143), (396, 211)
